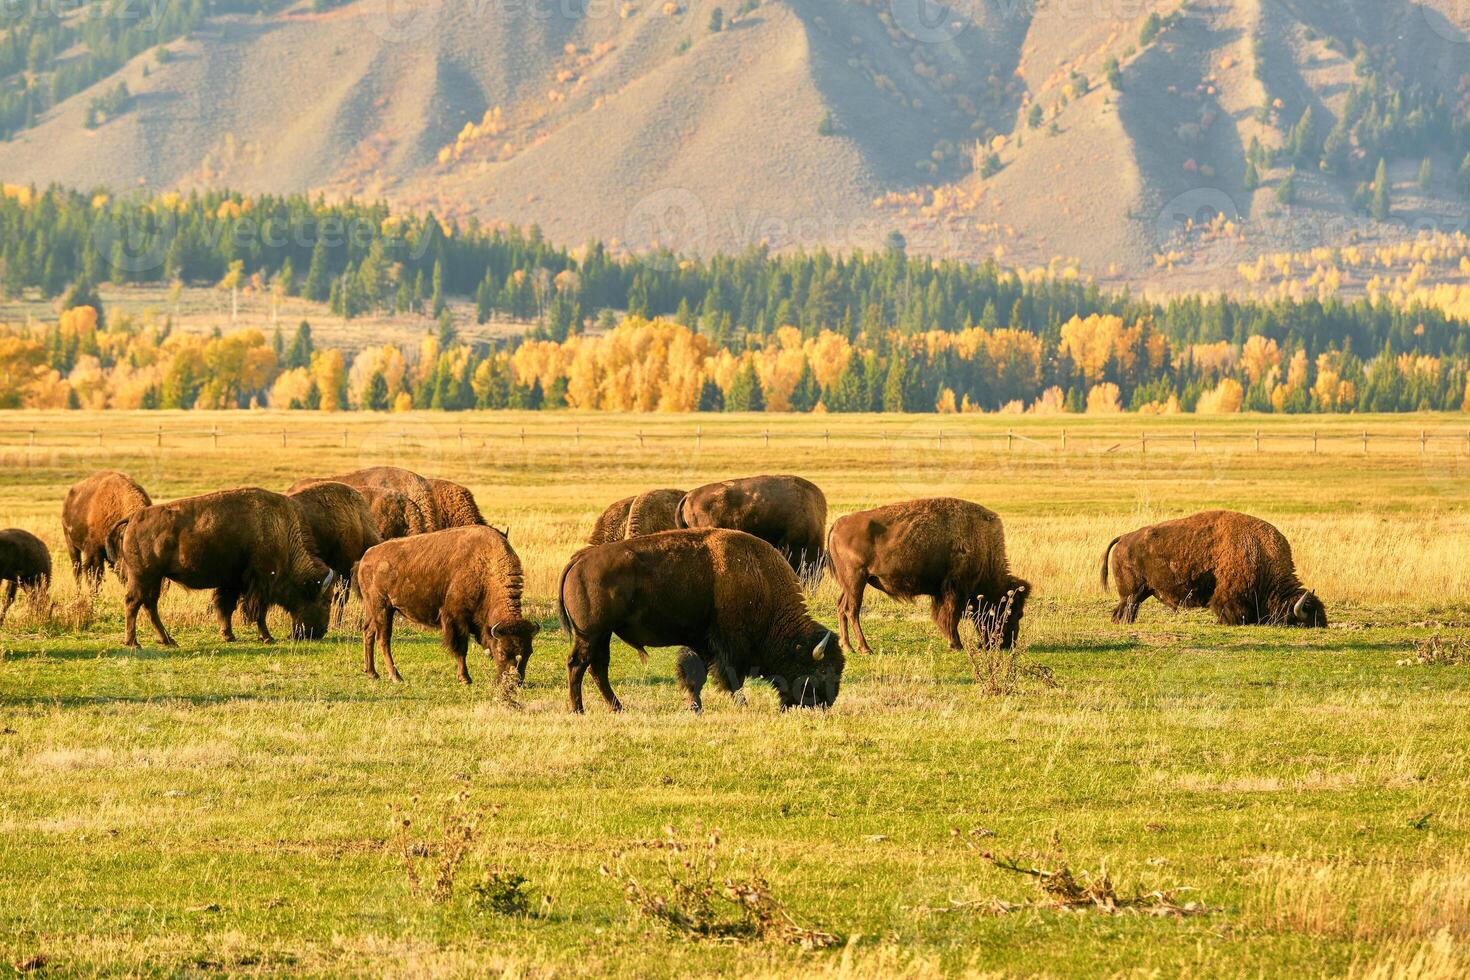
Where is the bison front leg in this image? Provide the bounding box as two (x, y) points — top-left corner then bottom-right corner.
(839, 578), (874, 656)
(374, 608), (403, 682)
(442, 620), (472, 685)
(212, 589), (240, 642)
(0, 579), (15, 626)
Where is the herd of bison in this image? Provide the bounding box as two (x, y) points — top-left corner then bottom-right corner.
(0, 468), (1327, 711)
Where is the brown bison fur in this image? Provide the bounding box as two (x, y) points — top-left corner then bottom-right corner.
(428, 478), (487, 528)
(827, 498), (1030, 655)
(588, 496), (634, 545)
(62, 471), (151, 589)
(355, 526), (538, 685)
(358, 487), (434, 540)
(587, 488), (685, 544)
(676, 475), (828, 579)
(1102, 510), (1327, 628)
(107, 488), (335, 647)
(0, 528), (51, 625)
(290, 467), (441, 529)
(556, 528), (842, 713)
(286, 482), (383, 618)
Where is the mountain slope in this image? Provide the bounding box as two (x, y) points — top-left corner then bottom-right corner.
(0, 0), (1467, 290)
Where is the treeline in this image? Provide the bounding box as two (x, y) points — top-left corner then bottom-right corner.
(5, 310), (1468, 415)
(5, 184), (1470, 367)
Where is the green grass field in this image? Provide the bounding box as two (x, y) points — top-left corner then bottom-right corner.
(2, 412), (1470, 977)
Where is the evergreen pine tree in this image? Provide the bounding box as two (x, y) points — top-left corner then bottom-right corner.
(725, 363), (765, 412)
(365, 371), (390, 411)
(788, 360), (820, 412)
(1371, 159), (1391, 220)
(304, 238), (330, 302)
(696, 379), (724, 411)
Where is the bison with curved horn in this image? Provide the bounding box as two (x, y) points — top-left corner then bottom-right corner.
(676, 475), (827, 580)
(1102, 510), (1327, 627)
(107, 488), (336, 647)
(827, 497), (1030, 655)
(285, 481), (383, 615)
(557, 528), (843, 713)
(61, 471), (151, 589)
(354, 526), (538, 685)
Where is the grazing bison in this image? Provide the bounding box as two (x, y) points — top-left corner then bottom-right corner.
(827, 498), (1030, 655)
(556, 528), (842, 713)
(355, 526), (538, 685)
(676, 475), (827, 577)
(1102, 510), (1327, 627)
(61, 471), (151, 588)
(587, 488), (685, 544)
(0, 529), (51, 625)
(107, 488), (335, 647)
(358, 487), (434, 540)
(285, 482), (382, 613)
(290, 467), (483, 531)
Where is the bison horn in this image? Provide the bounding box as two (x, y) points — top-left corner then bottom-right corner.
(1293, 591), (1310, 621)
(322, 569), (337, 589)
(490, 622), (501, 639)
(812, 631), (833, 661)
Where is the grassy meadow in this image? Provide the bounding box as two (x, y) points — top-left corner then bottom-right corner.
(2, 411), (1470, 977)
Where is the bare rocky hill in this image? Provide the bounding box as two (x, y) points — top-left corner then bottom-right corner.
(1, 0), (1467, 291)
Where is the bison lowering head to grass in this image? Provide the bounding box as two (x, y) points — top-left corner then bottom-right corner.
(676, 475), (827, 579)
(556, 528), (842, 713)
(354, 526), (538, 685)
(107, 488), (336, 647)
(0, 528), (51, 626)
(827, 497), (1030, 655)
(290, 467), (484, 531)
(1103, 510), (1327, 627)
(61, 471), (150, 589)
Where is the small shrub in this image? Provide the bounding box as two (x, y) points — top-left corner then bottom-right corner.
(1399, 635), (1470, 667)
(960, 593), (1054, 695)
(601, 827), (841, 949)
(467, 869), (542, 917)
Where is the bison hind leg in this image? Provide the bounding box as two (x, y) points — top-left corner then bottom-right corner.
(675, 648), (707, 712)
(931, 588), (966, 651)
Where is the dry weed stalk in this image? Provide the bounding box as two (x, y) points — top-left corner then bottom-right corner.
(601, 827), (841, 949)
(1399, 635), (1470, 667)
(961, 592), (1055, 695)
(389, 789), (492, 904)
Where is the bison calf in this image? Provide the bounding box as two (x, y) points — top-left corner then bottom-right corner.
(0, 529), (51, 626)
(827, 498), (1030, 655)
(676, 475), (827, 579)
(1103, 510), (1327, 627)
(354, 526), (538, 685)
(108, 488), (335, 647)
(62, 471), (151, 589)
(556, 528), (842, 713)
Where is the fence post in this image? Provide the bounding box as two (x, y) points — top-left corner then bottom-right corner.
(342, 428), (348, 449)
(763, 429), (770, 448)
(281, 429), (287, 449)
(696, 426), (702, 450)
(212, 425), (219, 450)
(458, 428), (465, 452)
(1312, 431), (1318, 454)
(519, 428), (525, 447)
(1141, 432), (1147, 454)
(576, 426), (581, 448)
(1191, 430), (1198, 452)
(1254, 430), (1260, 453)
(1007, 429), (1013, 452)
(156, 425), (162, 448)
(824, 429), (830, 449)
(637, 429), (645, 449)
(1421, 430), (1428, 454)
(28, 428), (35, 448)
(1061, 428), (1067, 452)
(1362, 430), (1369, 454)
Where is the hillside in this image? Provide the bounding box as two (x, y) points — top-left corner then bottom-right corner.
(0, 0), (1467, 290)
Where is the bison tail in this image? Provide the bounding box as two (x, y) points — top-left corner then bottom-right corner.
(555, 553), (579, 638)
(1100, 536), (1122, 589)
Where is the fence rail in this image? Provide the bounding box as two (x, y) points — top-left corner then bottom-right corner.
(3, 422), (1470, 457)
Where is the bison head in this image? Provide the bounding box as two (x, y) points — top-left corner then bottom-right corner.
(484, 618), (540, 684)
(772, 628), (844, 709)
(1290, 590), (1328, 628)
(289, 569), (337, 640)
